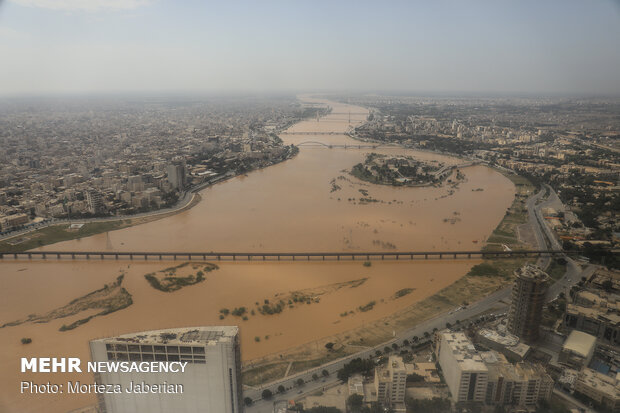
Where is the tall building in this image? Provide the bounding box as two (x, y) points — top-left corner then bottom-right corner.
(86, 190), (104, 214)
(507, 265), (549, 343)
(167, 164), (186, 190)
(374, 356), (407, 411)
(437, 332), (489, 404)
(90, 326), (243, 413)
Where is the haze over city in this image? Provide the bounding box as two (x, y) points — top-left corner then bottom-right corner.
(1, 0), (620, 95)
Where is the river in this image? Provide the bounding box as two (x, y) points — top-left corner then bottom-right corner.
(0, 97), (515, 413)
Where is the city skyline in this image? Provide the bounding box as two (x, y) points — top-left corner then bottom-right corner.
(1, 0), (620, 96)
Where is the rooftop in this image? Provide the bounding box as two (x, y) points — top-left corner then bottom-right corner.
(441, 332), (488, 372)
(577, 368), (620, 399)
(563, 330), (597, 358)
(91, 326), (239, 346)
(514, 264), (549, 282)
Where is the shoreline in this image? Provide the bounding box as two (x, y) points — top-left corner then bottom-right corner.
(0, 149), (300, 253)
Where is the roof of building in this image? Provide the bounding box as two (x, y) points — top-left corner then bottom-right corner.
(514, 264), (549, 282)
(577, 368), (620, 400)
(563, 330), (596, 358)
(91, 326), (239, 346)
(478, 328), (519, 346)
(441, 332), (488, 372)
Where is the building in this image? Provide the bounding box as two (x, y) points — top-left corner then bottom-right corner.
(476, 328), (531, 362)
(559, 330), (596, 369)
(574, 368), (620, 413)
(507, 265), (550, 343)
(374, 356), (407, 411)
(167, 164), (186, 190)
(86, 190), (104, 214)
(89, 326), (242, 413)
(483, 352), (553, 408)
(0, 213), (29, 231)
(437, 332), (488, 404)
(563, 289), (620, 347)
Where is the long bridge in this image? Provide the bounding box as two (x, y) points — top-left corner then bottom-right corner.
(0, 249), (579, 262)
(296, 141), (391, 149)
(280, 132), (347, 135)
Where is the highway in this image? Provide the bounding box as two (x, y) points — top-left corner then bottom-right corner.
(243, 184), (595, 413)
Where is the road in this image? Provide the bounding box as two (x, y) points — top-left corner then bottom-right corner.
(244, 184), (593, 413)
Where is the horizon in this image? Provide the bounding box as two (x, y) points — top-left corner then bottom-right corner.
(1, 0), (620, 96)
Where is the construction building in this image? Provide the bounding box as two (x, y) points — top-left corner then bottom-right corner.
(507, 265), (550, 343)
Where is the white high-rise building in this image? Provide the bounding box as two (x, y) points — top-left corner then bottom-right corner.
(90, 326), (242, 413)
(438, 332), (488, 404)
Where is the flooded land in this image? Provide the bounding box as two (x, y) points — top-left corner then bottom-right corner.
(0, 97), (515, 413)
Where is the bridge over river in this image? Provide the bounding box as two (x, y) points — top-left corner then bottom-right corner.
(0, 249), (579, 262)
(295, 140), (393, 149)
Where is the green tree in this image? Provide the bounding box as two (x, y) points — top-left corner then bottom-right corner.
(347, 394), (364, 411)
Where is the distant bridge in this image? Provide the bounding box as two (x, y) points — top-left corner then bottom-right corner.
(0, 249), (579, 262)
(433, 162), (479, 177)
(296, 141), (391, 149)
(280, 132), (347, 135)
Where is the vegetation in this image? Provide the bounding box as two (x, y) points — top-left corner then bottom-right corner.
(393, 288), (414, 299)
(0, 220), (128, 252)
(21, 337), (32, 344)
(405, 397), (451, 413)
(304, 407), (342, 413)
(261, 389), (273, 400)
(337, 358), (375, 382)
(348, 394), (364, 411)
(144, 262), (217, 292)
(358, 301), (376, 312)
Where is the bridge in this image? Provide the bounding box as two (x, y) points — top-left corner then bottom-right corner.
(296, 141), (391, 149)
(0, 249), (578, 262)
(280, 132), (347, 135)
(433, 161), (479, 177)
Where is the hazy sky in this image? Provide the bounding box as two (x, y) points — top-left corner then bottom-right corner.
(1, 0), (620, 95)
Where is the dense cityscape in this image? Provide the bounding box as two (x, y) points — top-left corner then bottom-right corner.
(0, 96), (318, 234)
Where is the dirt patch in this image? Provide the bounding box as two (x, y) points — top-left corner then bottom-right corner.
(1, 274), (133, 332)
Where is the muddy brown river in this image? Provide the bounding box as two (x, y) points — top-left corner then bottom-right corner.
(0, 97), (514, 412)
